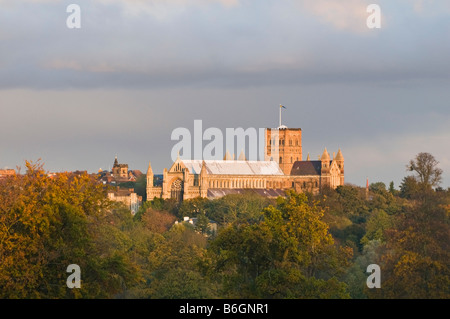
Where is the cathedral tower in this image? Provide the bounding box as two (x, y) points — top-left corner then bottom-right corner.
(265, 127), (302, 175)
(334, 148), (345, 185)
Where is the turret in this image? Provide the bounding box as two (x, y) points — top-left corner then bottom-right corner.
(223, 150), (232, 160)
(320, 148), (331, 188)
(183, 166), (190, 198)
(335, 148), (345, 185)
(320, 147), (331, 172)
(146, 161), (154, 187)
(335, 148), (344, 160)
(162, 167), (168, 198)
(146, 161), (154, 200)
(200, 160), (208, 197)
(238, 149), (246, 161)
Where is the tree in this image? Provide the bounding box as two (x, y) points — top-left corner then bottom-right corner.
(208, 190), (351, 298)
(360, 209), (392, 245)
(195, 213), (210, 235)
(141, 208), (177, 234)
(369, 182), (386, 194)
(370, 196), (450, 298)
(205, 193), (271, 226)
(144, 224), (216, 299)
(407, 152), (443, 188)
(0, 160), (140, 298)
(399, 176), (421, 199)
(134, 197), (179, 220)
(178, 197), (209, 218)
(343, 240), (383, 299)
(388, 181), (397, 195)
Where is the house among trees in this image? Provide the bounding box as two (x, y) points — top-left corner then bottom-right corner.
(0, 169), (15, 179)
(107, 187), (142, 215)
(98, 156), (143, 185)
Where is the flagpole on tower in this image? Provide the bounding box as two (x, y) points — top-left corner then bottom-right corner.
(279, 105), (286, 128)
(279, 105), (282, 127)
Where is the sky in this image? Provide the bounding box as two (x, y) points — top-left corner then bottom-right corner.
(1, 0), (449, 189)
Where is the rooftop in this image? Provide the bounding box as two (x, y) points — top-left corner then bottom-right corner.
(290, 161), (322, 176)
(182, 160), (284, 176)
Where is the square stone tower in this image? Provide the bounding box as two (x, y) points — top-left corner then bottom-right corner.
(265, 127), (302, 175)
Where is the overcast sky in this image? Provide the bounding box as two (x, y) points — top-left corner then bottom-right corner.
(1, 0), (449, 188)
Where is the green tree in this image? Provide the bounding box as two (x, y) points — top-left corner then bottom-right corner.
(205, 193), (271, 226)
(360, 209), (393, 245)
(195, 213), (210, 235)
(178, 197), (209, 218)
(208, 190), (351, 298)
(144, 224), (217, 299)
(343, 240), (383, 299)
(369, 182), (386, 194)
(388, 181), (398, 196)
(399, 176), (421, 199)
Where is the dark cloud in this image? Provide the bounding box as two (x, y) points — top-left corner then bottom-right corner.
(1, 1), (449, 188)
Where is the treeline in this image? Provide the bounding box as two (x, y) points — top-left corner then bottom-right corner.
(0, 153), (449, 298)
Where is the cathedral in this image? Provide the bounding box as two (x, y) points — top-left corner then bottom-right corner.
(146, 126), (344, 201)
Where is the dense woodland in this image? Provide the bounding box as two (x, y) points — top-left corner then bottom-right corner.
(0, 152), (448, 299)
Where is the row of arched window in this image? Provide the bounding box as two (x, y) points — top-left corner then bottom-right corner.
(208, 179), (266, 189)
(182, 177), (322, 191)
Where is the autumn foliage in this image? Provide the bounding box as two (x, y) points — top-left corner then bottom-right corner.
(0, 153), (449, 299)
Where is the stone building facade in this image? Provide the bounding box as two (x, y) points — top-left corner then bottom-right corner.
(265, 127), (302, 175)
(147, 126), (344, 201)
(107, 187), (142, 215)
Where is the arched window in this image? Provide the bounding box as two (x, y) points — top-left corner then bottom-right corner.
(279, 157), (283, 164)
(170, 178), (183, 201)
(289, 140), (292, 146)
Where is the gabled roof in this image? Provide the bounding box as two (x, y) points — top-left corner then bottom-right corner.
(181, 160), (284, 176)
(290, 161), (322, 176)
